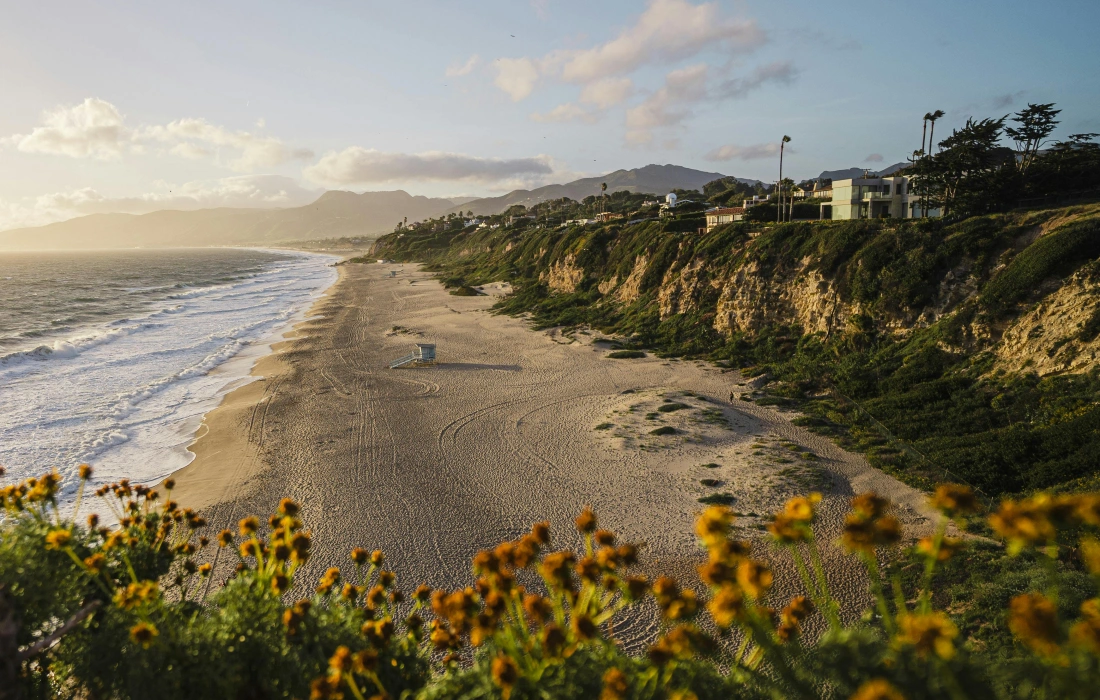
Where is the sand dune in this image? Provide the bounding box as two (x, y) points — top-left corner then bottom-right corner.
(172, 262), (941, 646)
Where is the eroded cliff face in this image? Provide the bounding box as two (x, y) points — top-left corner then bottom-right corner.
(540, 254), (585, 294)
(534, 212), (1099, 377)
(995, 262), (1100, 375)
(614, 255), (648, 304)
(711, 259), (854, 337)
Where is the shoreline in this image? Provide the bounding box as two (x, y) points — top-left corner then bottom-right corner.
(171, 261), (942, 645)
(168, 263), (346, 511)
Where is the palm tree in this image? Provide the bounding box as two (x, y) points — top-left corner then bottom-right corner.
(921, 113), (932, 157)
(927, 110), (945, 155)
(922, 110), (945, 217)
(600, 182), (607, 215)
(778, 135), (791, 222)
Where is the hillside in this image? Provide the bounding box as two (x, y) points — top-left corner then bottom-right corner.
(0, 190), (455, 251)
(373, 203), (1100, 497)
(446, 164), (751, 216)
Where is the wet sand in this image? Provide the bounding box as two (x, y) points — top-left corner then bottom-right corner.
(173, 262), (940, 645)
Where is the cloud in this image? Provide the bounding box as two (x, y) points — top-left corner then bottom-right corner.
(530, 0), (551, 20)
(6, 98), (127, 159)
(531, 103), (598, 124)
(627, 60), (790, 146)
(494, 58), (540, 101)
(0, 175), (321, 231)
(4, 98), (312, 172)
(864, 153), (884, 163)
(713, 61), (796, 99)
(303, 148), (554, 186)
(557, 0), (763, 84)
(704, 142), (791, 161)
(445, 55), (480, 77)
(136, 118), (314, 171)
(992, 91), (1027, 109)
(579, 77), (634, 109)
(492, 0), (764, 106)
(626, 64), (708, 134)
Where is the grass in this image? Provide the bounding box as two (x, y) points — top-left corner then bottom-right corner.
(649, 426), (678, 436)
(697, 492), (736, 505)
(700, 478), (724, 487)
(657, 402), (690, 413)
(607, 350), (646, 359)
(701, 462), (721, 469)
(594, 423), (614, 431)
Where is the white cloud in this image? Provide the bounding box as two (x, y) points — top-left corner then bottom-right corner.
(557, 0), (763, 84)
(170, 142), (214, 160)
(493, 57), (540, 101)
(579, 77), (634, 109)
(4, 98), (313, 172)
(6, 98), (127, 159)
(713, 61), (796, 99)
(136, 118), (313, 171)
(627, 61), (795, 147)
(0, 175), (321, 231)
(625, 64), (709, 145)
(490, 0), (764, 106)
(303, 148), (554, 186)
(531, 103), (598, 124)
(446, 54), (480, 77)
(704, 142), (791, 161)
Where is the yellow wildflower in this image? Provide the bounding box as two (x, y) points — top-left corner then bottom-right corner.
(45, 529), (72, 550)
(601, 668), (629, 700)
(895, 612), (958, 659)
(695, 505), (734, 548)
(916, 535), (965, 561)
(707, 584), (745, 628)
(1008, 593), (1060, 657)
(929, 484), (981, 517)
(736, 559), (773, 598)
(490, 654), (519, 697)
(850, 678), (906, 700)
(129, 622), (158, 648)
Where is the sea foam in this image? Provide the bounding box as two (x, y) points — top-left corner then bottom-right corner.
(0, 250), (339, 505)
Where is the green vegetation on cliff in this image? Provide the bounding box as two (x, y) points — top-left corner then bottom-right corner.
(374, 204), (1100, 498)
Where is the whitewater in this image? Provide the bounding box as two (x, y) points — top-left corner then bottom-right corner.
(0, 249), (338, 503)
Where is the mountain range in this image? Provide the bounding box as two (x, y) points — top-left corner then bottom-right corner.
(445, 164), (754, 216)
(0, 164), (776, 250)
(815, 162), (908, 182)
(0, 190), (456, 251)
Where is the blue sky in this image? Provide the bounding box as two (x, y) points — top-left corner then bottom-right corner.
(1, 0), (1097, 229)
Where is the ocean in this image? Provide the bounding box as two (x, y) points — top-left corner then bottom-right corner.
(0, 248), (338, 503)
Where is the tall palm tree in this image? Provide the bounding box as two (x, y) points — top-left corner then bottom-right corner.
(921, 113), (932, 157)
(922, 110), (945, 217)
(600, 182), (607, 215)
(927, 109), (945, 155)
(778, 135), (791, 222)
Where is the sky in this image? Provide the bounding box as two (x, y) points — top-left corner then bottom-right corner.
(1, 0), (1098, 230)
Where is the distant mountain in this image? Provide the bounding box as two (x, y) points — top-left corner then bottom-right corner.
(816, 162), (908, 182)
(0, 190), (455, 251)
(448, 164), (755, 216)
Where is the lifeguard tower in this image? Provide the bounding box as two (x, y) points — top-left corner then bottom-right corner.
(389, 343), (436, 369)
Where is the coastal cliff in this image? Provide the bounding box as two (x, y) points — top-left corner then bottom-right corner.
(373, 203), (1100, 496)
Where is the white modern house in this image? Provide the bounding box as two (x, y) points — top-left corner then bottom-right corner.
(824, 175), (941, 220)
(704, 207), (745, 232)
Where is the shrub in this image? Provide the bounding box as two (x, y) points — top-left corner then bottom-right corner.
(607, 350), (646, 359)
(650, 426), (678, 436)
(657, 402), (690, 413)
(5, 467), (1100, 698)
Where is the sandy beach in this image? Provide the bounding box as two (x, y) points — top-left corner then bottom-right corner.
(173, 262), (941, 645)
